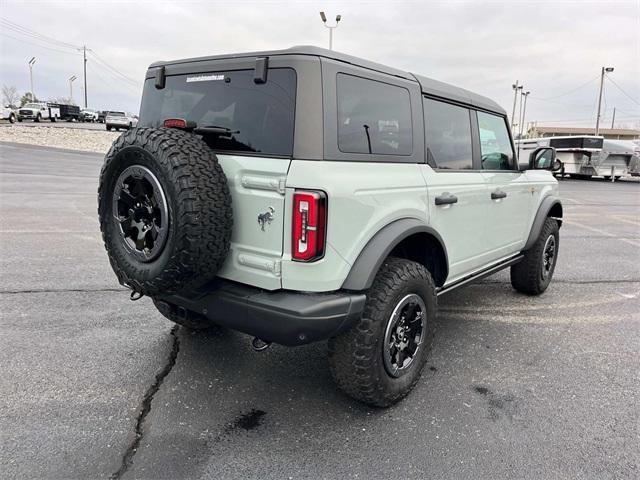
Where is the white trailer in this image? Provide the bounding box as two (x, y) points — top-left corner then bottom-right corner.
(516, 136), (638, 179)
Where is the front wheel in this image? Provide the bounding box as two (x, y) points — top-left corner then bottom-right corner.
(9, 113), (16, 123)
(328, 257), (436, 407)
(35, 114), (41, 123)
(510, 217), (559, 295)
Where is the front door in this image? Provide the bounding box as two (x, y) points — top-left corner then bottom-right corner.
(476, 111), (533, 260)
(421, 97), (492, 283)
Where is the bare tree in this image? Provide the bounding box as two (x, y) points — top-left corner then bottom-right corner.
(2, 85), (20, 108)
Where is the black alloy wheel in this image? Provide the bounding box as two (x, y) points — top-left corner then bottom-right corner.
(112, 164), (169, 262)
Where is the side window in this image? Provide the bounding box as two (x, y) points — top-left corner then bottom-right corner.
(336, 73), (412, 155)
(423, 98), (473, 170)
(477, 111), (515, 170)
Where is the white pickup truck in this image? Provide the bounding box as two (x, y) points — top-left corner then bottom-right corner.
(17, 103), (59, 122)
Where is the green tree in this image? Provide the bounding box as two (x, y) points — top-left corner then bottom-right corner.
(20, 92), (38, 106)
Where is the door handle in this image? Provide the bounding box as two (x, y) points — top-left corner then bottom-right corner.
(491, 189), (507, 200)
(435, 193), (458, 205)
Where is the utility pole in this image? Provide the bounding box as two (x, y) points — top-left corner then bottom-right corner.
(595, 66), (614, 136)
(516, 87), (525, 139)
(28, 57), (36, 100)
(511, 81), (522, 132)
(82, 46), (88, 108)
(519, 91), (530, 139)
(69, 75), (77, 103)
(319, 11), (341, 50)
(611, 107), (616, 129)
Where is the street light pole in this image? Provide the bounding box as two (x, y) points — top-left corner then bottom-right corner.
(82, 45), (88, 108)
(69, 75), (77, 103)
(519, 91), (530, 139)
(511, 81), (522, 132)
(611, 107), (616, 129)
(28, 57), (36, 101)
(595, 66), (614, 136)
(517, 87), (525, 139)
(319, 11), (341, 50)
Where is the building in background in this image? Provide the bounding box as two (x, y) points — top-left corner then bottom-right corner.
(526, 125), (640, 141)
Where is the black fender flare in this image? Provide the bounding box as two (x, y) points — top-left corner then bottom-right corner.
(341, 218), (448, 291)
(524, 196), (563, 251)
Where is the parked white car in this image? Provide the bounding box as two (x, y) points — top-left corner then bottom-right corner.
(1, 105), (17, 123)
(105, 111), (137, 131)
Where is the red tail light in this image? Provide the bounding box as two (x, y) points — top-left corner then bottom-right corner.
(163, 118), (187, 129)
(292, 190), (327, 262)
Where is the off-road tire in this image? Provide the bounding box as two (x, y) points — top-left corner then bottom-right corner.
(153, 299), (221, 331)
(98, 127), (233, 296)
(510, 217), (559, 295)
(328, 257), (437, 407)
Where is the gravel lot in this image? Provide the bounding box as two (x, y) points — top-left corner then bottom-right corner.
(1, 142), (638, 479)
(0, 124), (118, 153)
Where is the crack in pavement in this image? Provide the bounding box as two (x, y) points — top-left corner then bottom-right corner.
(110, 325), (181, 480)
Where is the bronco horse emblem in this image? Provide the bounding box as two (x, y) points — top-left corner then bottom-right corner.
(257, 206), (275, 231)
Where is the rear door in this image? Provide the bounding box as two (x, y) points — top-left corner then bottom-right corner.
(420, 97), (492, 283)
(139, 64), (297, 289)
(476, 110), (532, 259)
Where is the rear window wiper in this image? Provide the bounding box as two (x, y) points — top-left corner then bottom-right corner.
(193, 125), (240, 137)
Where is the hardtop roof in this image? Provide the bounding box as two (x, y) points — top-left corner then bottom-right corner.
(149, 45), (505, 115)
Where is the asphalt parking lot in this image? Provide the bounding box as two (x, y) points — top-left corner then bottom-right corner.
(1, 142), (638, 480)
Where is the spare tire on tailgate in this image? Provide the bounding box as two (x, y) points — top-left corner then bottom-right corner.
(98, 127), (233, 295)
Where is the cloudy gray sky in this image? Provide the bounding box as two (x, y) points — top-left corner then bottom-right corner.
(1, 0), (638, 129)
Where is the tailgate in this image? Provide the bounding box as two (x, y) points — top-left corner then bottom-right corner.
(215, 155), (290, 290)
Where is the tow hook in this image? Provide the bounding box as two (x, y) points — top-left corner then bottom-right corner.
(130, 290), (144, 301)
(251, 337), (272, 352)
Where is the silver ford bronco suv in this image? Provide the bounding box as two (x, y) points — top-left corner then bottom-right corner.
(98, 46), (562, 407)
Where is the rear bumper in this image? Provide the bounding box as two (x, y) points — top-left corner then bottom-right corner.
(158, 280), (366, 346)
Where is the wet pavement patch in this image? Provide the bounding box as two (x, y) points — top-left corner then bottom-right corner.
(226, 409), (267, 432)
(474, 385), (490, 395)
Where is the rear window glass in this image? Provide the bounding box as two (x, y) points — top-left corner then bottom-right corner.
(139, 68), (296, 156)
(337, 74), (412, 156)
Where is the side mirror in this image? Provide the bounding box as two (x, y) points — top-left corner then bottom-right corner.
(527, 147), (562, 171)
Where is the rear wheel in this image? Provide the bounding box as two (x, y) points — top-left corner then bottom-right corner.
(9, 113), (16, 123)
(328, 257), (436, 407)
(511, 217), (559, 295)
(106, 125), (112, 131)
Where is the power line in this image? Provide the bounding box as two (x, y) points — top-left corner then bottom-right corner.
(89, 51), (140, 86)
(532, 76), (600, 101)
(87, 61), (141, 94)
(606, 76), (640, 106)
(0, 32), (82, 56)
(0, 17), (80, 50)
